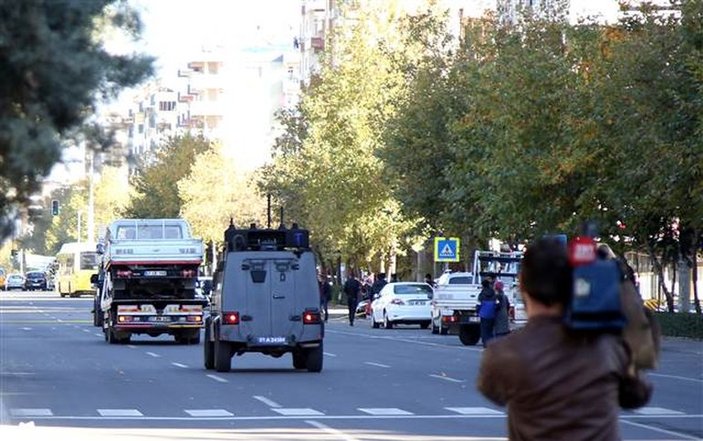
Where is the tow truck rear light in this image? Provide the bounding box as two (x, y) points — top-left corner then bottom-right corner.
(390, 298), (405, 305)
(116, 270), (132, 278)
(181, 269), (196, 278)
(187, 315), (202, 322)
(117, 315), (132, 323)
(303, 310), (321, 324)
(442, 315), (458, 323)
(223, 311), (239, 325)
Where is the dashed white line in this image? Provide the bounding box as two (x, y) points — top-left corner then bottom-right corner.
(145, 352), (160, 358)
(649, 373), (703, 383)
(621, 419), (700, 440)
(429, 374), (464, 383)
(273, 408), (323, 416)
(358, 408), (413, 416)
(171, 362), (188, 369)
(306, 420), (360, 441)
(364, 362), (390, 368)
(445, 407), (504, 415)
(82, 329), (90, 333)
(206, 374), (228, 383)
(20, 327), (32, 331)
(94, 333), (103, 337)
(633, 407), (685, 416)
(127, 345), (137, 349)
(10, 409), (53, 417)
(253, 395), (282, 408)
(97, 409), (143, 417)
(185, 409), (233, 417)
(323, 352), (337, 357)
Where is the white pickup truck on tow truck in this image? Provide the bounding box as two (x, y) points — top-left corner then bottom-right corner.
(430, 250), (523, 345)
(92, 219), (207, 344)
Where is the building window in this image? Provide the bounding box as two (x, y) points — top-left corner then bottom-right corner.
(138, 124), (144, 134)
(159, 101), (176, 111)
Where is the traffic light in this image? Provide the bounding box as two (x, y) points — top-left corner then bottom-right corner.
(51, 199), (59, 216)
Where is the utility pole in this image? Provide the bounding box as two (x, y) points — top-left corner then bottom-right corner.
(87, 150), (95, 243)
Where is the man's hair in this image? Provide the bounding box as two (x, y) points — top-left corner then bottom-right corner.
(520, 237), (572, 306)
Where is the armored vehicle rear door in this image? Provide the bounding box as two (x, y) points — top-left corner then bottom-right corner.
(238, 255), (299, 340)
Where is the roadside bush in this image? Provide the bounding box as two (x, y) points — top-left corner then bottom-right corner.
(654, 312), (703, 340)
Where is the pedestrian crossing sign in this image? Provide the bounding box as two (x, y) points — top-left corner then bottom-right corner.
(434, 237), (460, 262)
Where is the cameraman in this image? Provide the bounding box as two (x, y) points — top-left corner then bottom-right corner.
(477, 237), (651, 441)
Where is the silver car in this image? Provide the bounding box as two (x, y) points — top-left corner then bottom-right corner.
(5, 273), (25, 291)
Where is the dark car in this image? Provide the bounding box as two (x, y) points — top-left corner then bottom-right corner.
(24, 271), (47, 291)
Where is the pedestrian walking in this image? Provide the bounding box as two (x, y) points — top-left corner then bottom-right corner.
(318, 274), (331, 322)
(343, 273), (362, 326)
(477, 237), (651, 440)
(477, 278), (497, 347)
(493, 280), (510, 337)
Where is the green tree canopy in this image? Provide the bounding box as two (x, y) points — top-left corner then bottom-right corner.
(0, 0), (153, 240)
(125, 134), (212, 218)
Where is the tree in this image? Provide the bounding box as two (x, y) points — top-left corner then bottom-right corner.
(125, 134), (212, 218)
(0, 0), (153, 241)
(179, 143), (267, 247)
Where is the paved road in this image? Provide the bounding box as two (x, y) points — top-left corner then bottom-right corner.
(1, 291), (701, 440)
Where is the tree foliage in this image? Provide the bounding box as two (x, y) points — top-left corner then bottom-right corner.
(0, 0), (153, 240)
(125, 134), (212, 218)
(179, 144), (267, 246)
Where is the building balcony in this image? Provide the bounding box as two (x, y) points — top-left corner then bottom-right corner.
(188, 74), (226, 91)
(311, 36), (324, 52)
(189, 100), (225, 117)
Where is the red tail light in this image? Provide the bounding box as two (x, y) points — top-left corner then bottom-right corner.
(303, 310), (321, 324)
(223, 311), (239, 325)
(181, 269), (196, 278)
(116, 270), (132, 278)
(442, 315), (458, 323)
(390, 298), (405, 305)
(509, 306), (515, 320)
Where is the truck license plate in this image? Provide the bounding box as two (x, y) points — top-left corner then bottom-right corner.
(256, 336), (286, 345)
(469, 316), (480, 323)
(144, 270), (167, 276)
(150, 316), (170, 322)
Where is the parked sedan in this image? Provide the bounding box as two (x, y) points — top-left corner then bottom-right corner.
(24, 271), (47, 291)
(370, 282), (433, 329)
(4, 273), (25, 291)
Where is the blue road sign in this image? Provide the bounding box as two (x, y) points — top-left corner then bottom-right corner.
(434, 237), (460, 262)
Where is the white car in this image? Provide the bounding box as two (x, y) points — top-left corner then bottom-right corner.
(370, 282), (433, 329)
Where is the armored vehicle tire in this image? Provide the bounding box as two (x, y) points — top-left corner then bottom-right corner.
(420, 321), (430, 329)
(204, 326), (214, 370)
(292, 350), (306, 369)
(305, 343), (323, 373)
(214, 340), (232, 373)
(459, 325), (480, 346)
(431, 318), (439, 334)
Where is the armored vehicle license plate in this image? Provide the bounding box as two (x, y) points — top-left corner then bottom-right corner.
(144, 270), (167, 277)
(256, 336), (286, 345)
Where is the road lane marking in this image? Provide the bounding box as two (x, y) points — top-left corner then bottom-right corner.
(8, 413), (701, 421)
(20, 327), (32, 331)
(94, 333), (103, 337)
(145, 352), (161, 358)
(649, 373), (703, 383)
(82, 329), (90, 333)
(358, 408), (413, 416)
(621, 419), (700, 440)
(364, 362), (390, 368)
(306, 420), (360, 441)
(127, 345), (136, 349)
(206, 374), (228, 383)
(429, 374), (465, 383)
(172, 362), (188, 369)
(273, 408), (324, 416)
(97, 409), (143, 417)
(10, 409), (53, 417)
(327, 329), (484, 352)
(323, 352), (337, 357)
(253, 396), (282, 408)
(185, 409), (233, 417)
(446, 407), (504, 415)
(633, 407), (685, 416)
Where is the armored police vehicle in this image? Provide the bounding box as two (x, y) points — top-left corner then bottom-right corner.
(204, 220), (324, 373)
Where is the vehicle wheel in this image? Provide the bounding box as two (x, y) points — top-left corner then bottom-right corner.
(204, 325), (214, 369)
(459, 325), (480, 346)
(305, 343), (323, 373)
(371, 313), (380, 329)
(118, 334), (131, 344)
(107, 327), (118, 345)
(383, 311), (393, 329)
(214, 339), (231, 373)
(420, 321), (430, 330)
(292, 350), (306, 369)
(190, 333), (201, 345)
(440, 325), (449, 335)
